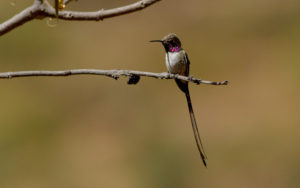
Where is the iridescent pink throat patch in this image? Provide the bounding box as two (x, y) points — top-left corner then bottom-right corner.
(169, 46), (179, 52)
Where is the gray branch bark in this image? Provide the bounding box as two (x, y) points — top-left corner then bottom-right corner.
(0, 69), (229, 86)
(0, 0), (160, 36)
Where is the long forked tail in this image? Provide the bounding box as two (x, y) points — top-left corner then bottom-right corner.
(185, 89), (207, 167)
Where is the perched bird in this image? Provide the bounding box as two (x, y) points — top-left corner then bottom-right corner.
(150, 33), (207, 167)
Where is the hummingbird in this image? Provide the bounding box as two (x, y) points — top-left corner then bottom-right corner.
(150, 33), (207, 167)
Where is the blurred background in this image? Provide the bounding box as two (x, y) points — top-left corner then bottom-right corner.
(0, 0), (300, 187)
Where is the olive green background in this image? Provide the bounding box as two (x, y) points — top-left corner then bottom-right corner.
(0, 0), (300, 187)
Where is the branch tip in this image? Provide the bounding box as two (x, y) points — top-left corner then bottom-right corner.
(222, 80), (229, 85)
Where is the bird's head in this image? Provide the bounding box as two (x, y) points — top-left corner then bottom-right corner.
(150, 33), (182, 52)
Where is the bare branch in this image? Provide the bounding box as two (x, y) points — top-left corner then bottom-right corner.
(0, 0), (160, 36)
(0, 1), (42, 36)
(0, 69), (229, 86)
(45, 0), (161, 21)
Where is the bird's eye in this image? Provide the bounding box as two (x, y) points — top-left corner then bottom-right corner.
(171, 40), (175, 46)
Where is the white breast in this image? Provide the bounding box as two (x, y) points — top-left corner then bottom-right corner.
(165, 52), (186, 74)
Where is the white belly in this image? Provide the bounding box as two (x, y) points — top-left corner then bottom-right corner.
(165, 52), (186, 74)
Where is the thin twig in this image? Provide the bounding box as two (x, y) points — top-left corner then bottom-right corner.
(0, 0), (160, 36)
(0, 69), (229, 86)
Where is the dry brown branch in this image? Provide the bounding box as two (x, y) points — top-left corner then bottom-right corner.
(0, 0), (160, 36)
(0, 69), (229, 86)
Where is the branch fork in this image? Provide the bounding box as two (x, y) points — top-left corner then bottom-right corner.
(0, 0), (161, 36)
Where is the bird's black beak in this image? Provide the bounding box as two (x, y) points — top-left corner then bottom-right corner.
(149, 40), (163, 43)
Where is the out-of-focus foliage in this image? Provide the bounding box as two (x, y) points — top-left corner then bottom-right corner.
(0, 0), (299, 188)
